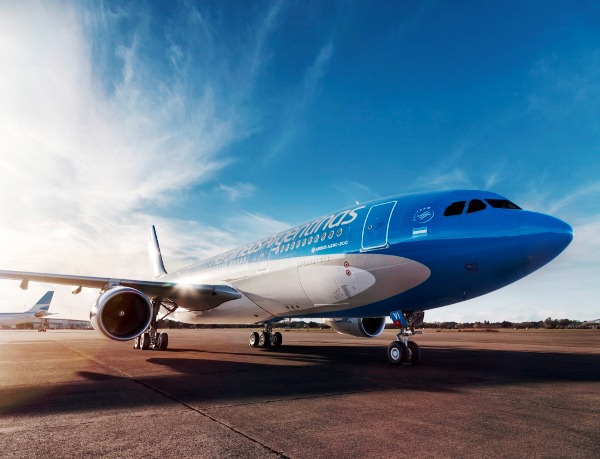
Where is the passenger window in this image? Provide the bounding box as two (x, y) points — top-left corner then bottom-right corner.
(328, 230), (334, 239)
(336, 228), (342, 237)
(444, 201), (466, 216)
(467, 199), (487, 213)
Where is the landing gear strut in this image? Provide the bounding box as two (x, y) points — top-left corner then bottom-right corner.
(38, 319), (48, 332)
(134, 298), (176, 351)
(387, 310), (423, 365)
(249, 324), (282, 348)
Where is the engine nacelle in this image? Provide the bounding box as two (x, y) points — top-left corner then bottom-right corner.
(323, 317), (386, 338)
(90, 287), (153, 341)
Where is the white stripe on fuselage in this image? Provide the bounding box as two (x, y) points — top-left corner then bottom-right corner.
(169, 253), (431, 324)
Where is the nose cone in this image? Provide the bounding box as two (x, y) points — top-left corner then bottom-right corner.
(519, 212), (573, 271)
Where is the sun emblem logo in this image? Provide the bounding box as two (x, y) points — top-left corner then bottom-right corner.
(413, 206), (434, 223)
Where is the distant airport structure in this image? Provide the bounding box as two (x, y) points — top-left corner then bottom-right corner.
(1, 319), (91, 330)
(581, 319), (600, 329)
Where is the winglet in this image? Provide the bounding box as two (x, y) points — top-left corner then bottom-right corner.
(148, 225), (168, 278)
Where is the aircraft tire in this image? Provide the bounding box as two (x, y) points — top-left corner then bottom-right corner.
(249, 332), (260, 347)
(398, 341), (411, 363)
(258, 332), (270, 347)
(387, 341), (404, 365)
(158, 332), (169, 350)
(271, 331), (283, 347)
(133, 336), (140, 349)
(407, 341), (420, 365)
(140, 333), (151, 350)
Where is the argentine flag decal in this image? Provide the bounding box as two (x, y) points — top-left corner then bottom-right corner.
(412, 227), (428, 237)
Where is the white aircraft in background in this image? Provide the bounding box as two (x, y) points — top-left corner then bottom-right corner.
(0, 291), (55, 327)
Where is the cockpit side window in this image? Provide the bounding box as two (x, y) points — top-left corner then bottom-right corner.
(444, 201), (466, 216)
(467, 199), (487, 213)
(485, 199), (521, 210)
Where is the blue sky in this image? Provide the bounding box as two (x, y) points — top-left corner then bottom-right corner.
(0, 0), (599, 322)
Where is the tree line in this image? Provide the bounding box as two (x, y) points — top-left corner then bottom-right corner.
(413, 317), (591, 330)
(160, 317), (595, 330)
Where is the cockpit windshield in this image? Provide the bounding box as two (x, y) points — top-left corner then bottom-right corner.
(467, 199), (486, 213)
(485, 199), (521, 210)
(443, 197), (521, 217)
(443, 201), (466, 216)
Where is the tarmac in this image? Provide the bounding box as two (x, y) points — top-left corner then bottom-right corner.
(0, 328), (598, 458)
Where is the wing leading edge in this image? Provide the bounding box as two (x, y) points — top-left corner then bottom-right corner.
(0, 269), (241, 311)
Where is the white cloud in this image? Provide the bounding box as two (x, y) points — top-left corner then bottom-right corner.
(228, 212), (290, 240)
(332, 180), (382, 202)
(247, 0), (283, 91)
(218, 182), (257, 201)
(417, 167), (471, 189)
(0, 2), (274, 316)
(545, 183), (600, 216)
(527, 52), (600, 118)
(268, 42), (334, 160)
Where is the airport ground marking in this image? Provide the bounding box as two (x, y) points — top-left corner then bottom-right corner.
(57, 340), (290, 459)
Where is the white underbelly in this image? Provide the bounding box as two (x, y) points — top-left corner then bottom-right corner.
(169, 253), (430, 324)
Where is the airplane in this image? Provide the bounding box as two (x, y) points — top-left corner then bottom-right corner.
(0, 190), (573, 364)
(0, 291), (55, 328)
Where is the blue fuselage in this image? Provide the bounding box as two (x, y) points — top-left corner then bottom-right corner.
(167, 190), (572, 323)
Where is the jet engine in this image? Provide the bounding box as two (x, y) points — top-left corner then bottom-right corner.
(323, 317), (386, 338)
(90, 287), (153, 341)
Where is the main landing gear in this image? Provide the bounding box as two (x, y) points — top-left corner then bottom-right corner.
(133, 298), (176, 351)
(249, 324), (283, 348)
(133, 328), (169, 350)
(387, 310), (424, 365)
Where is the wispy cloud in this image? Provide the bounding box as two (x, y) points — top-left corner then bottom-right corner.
(247, 0), (283, 91)
(545, 183), (600, 217)
(268, 41), (334, 160)
(300, 42), (334, 108)
(229, 212), (290, 238)
(415, 167), (471, 190)
(0, 3), (233, 240)
(0, 2), (282, 314)
(332, 180), (382, 202)
(218, 182), (257, 201)
(527, 52), (600, 118)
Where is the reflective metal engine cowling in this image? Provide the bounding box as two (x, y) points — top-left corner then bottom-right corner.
(90, 287), (153, 341)
(323, 317), (386, 338)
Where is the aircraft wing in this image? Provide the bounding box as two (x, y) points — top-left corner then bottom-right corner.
(0, 269), (241, 311)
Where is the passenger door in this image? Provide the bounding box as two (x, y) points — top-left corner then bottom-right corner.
(361, 201), (396, 251)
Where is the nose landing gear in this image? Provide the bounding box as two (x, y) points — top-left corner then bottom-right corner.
(387, 310), (423, 365)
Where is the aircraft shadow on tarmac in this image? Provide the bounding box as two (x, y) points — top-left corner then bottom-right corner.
(2, 346), (599, 416)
